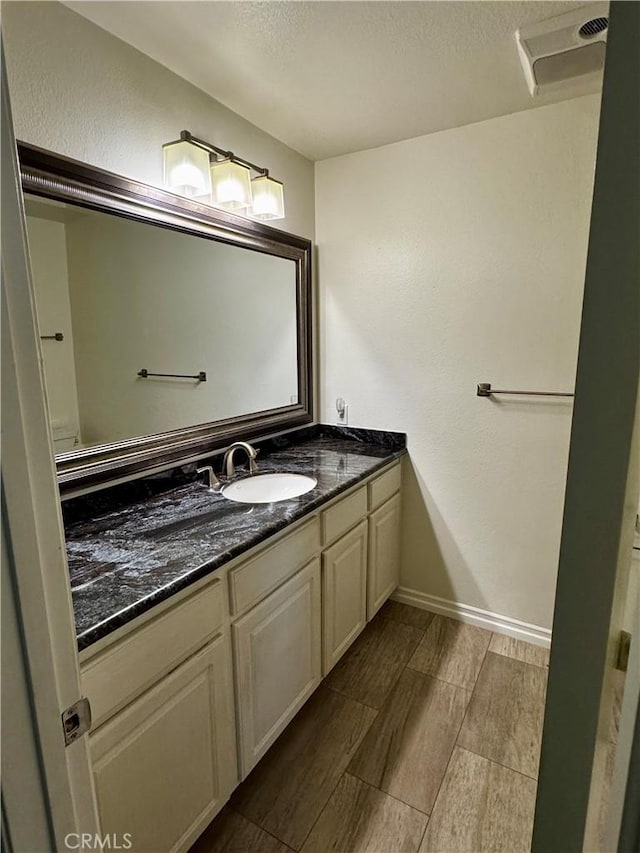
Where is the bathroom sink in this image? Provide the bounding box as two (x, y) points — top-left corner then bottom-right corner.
(221, 473), (317, 504)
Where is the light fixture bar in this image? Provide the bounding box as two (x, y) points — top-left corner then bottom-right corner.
(178, 129), (270, 177)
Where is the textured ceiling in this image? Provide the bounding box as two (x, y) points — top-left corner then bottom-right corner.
(64, 1), (604, 160)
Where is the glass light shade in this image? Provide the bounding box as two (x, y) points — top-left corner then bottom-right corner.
(162, 140), (211, 198)
(249, 175), (285, 220)
(210, 159), (252, 210)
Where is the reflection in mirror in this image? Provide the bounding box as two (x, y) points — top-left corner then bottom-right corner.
(24, 196), (298, 453)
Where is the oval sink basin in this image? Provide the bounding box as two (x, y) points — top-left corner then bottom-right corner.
(222, 473), (317, 504)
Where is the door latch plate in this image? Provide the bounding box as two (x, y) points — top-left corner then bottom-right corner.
(616, 630), (631, 673)
(61, 697), (92, 746)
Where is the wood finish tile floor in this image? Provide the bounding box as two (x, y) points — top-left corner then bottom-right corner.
(191, 603), (550, 853)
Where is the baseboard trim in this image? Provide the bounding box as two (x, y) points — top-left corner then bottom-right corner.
(392, 587), (551, 648)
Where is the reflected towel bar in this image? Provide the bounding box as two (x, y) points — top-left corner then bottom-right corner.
(477, 383), (573, 398)
(40, 332), (64, 341)
(138, 369), (207, 382)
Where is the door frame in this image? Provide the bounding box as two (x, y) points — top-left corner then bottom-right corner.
(1, 44), (98, 849)
(532, 2), (640, 850)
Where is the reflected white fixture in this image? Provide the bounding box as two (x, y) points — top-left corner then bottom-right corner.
(210, 159), (252, 210)
(516, 3), (608, 97)
(162, 138), (212, 198)
(250, 175), (285, 221)
(163, 130), (285, 220)
(222, 473), (316, 504)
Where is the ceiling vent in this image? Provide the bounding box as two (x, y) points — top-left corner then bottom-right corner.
(516, 3), (609, 97)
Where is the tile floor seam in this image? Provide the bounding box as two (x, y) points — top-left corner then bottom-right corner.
(230, 786), (301, 846)
(394, 619), (429, 631)
(294, 768), (348, 852)
(454, 745), (540, 783)
(352, 653), (479, 826)
(416, 821), (430, 852)
(288, 694), (380, 852)
(404, 661), (480, 692)
(474, 754), (539, 785)
(490, 648), (550, 670)
(227, 806), (296, 851)
(383, 616), (432, 634)
(346, 744), (436, 819)
(419, 744), (538, 852)
(291, 655), (428, 851)
(343, 770), (433, 818)
(448, 631), (494, 764)
(232, 693), (379, 851)
(457, 648), (547, 780)
(339, 773), (432, 852)
(301, 772), (429, 853)
(405, 623), (491, 689)
(323, 681), (382, 712)
(426, 629), (493, 816)
(412, 638), (493, 848)
(324, 676), (409, 714)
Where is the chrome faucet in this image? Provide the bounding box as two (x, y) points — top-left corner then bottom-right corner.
(222, 441), (259, 478)
(196, 465), (220, 490)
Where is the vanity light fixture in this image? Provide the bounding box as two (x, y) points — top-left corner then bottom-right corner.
(162, 130), (285, 220)
(250, 174), (285, 221)
(210, 158), (252, 211)
(162, 137), (211, 198)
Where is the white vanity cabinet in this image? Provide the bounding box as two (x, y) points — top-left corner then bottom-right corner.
(80, 458), (403, 847)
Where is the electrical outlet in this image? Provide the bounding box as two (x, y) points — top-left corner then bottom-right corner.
(336, 397), (348, 425)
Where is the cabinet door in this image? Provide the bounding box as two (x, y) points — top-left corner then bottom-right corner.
(233, 558), (321, 778)
(322, 520), (368, 675)
(90, 634), (237, 853)
(368, 493), (401, 620)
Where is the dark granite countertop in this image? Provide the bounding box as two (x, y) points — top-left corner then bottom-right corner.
(65, 426), (405, 651)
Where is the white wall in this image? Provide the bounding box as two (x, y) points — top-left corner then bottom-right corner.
(316, 95), (601, 631)
(24, 215), (82, 449)
(63, 208), (297, 446)
(2, 1), (314, 240)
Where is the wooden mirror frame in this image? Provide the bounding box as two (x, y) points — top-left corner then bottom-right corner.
(18, 142), (313, 493)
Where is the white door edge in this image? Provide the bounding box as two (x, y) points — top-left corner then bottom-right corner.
(1, 45), (98, 848)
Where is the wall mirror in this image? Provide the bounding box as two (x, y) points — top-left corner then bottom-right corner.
(19, 143), (313, 493)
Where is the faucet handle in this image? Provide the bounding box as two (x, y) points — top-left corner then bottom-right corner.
(197, 465), (220, 490)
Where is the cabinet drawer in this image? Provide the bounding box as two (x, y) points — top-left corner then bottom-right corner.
(81, 579), (223, 728)
(368, 463), (401, 511)
(228, 518), (320, 617)
(322, 486), (367, 545)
